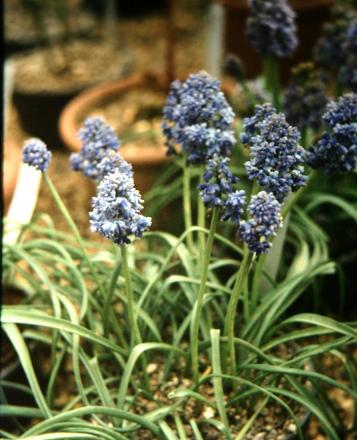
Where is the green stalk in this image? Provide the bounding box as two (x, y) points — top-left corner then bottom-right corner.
(103, 250), (127, 346)
(182, 159), (194, 253)
(224, 249), (253, 375)
(43, 173), (122, 340)
(239, 78), (257, 108)
(120, 245), (150, 389)
(301, 128), (308, 149)
(197, 173), (206, 270)
(210, 329), (229, 432)
(263, 56), (281, 110)
(190, 208), (220, 384)
(120, 245), (141, 348)
(251, 254), (266, 310)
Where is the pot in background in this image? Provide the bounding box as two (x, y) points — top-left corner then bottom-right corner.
(59, 71), (171, 194)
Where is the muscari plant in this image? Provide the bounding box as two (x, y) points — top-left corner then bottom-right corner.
(2, 8), (357, 440)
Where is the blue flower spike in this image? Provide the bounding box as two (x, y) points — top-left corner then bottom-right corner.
(70, 117), (120, 181)
(162, 71), (236, 164)
(90, 167), (151, 245)
(241, 104), (307, 202)
(246, 0), (298, 58)
(239, 191), (283, 255)
(22, 138), (52, 172)
(307, 93), (357, 174)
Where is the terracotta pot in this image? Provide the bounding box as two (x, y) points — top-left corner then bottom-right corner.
(3, 138), (21, 214)
(59, 71), (171, 194)
(217, 0), (335, 83)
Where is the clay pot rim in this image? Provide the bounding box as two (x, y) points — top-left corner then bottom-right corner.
(59, 70), (171, 167)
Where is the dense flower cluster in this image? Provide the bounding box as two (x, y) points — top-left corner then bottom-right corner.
(339, 20), (357, 92)
(241, 104), (307, 202)
(239, 191), (282, 254)
(162, 71), (235, 164)
(90, 168), (151, 245)
(70, 117), (120, 180)
(22, 138), (52, 172)
(307, 93), (357, 173)
(246, 0), (297, 58)
(198, 156), (238, 208)
(283, 63), (327, 131)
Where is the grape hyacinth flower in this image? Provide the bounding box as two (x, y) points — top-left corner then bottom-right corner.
(241, 104), (307, 202)
(246, 0), (298, 58)
(90, 167), (151, 245)
(22, 138), (52, 172)
(314, 7), (356, 73)
(307, 93), (357, 174)
(70, 117), (120, 180)
(339, 20), (357, 92)
(283, 63), (327, 132)
(162, 71), (235, 164)
(239, 191), (283, 255)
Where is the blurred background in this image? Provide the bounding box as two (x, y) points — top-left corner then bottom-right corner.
(4, 0), (336, 237)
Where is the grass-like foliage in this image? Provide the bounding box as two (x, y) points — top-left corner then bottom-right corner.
(2, 3), (357, 435)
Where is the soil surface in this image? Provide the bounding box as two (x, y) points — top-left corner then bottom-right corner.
(5, 0), (96, 46)
(12, 39), (132, 93)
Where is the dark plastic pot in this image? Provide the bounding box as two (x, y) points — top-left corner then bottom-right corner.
(12, 73), (118, 151)
(217, 0), (335, 83)
(13, 87), (80, 149)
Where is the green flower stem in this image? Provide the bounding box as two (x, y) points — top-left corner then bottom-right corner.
(263, 56), (281, 110)
(120, 245), (141, 348)
(251, 254), (266, 310)
(301, 128), (308, 149)
(182, 159), (195, 254)
(239, 78), (257, 108)
(197, 173), (206, 269)
(43, 173), (122, 340)
(103, 249), (126, 345)
(120, 244), (149, 389)
(224, 248), (253, 375)
(190, 208), (220, 384)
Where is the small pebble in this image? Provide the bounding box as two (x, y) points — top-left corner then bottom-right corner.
(287, 423), (296, 433)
